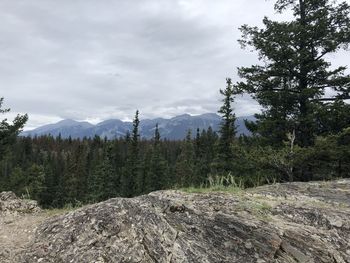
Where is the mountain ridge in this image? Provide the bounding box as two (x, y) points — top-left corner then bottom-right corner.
(22, 113), (255, 140)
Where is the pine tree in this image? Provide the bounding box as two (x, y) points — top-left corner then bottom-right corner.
(8, 167), (25, 195)
(214, 78), (237, 174)
(74, 144), (88, 202)
(63, 153), (79, 205)
(194, 127), (218, 185)
(87, 144), (119, 202)
(175, 130), (195, 187)
(40, 163), (57, 207)
(102, 144), (120, 199)
(87, 162), (105, 202)
(121, 110), (141, 197)
(237, 0), (350, 147)
(25, 164), (45, 201)
(315, 101), (350, 136)
(146, 124), (168, 192)
(0, 97), (28, 158)
(193, 128), (203, 186)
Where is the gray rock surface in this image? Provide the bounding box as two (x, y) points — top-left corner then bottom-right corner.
(0, 191), (41, 214)
(15, 180), (350, 262)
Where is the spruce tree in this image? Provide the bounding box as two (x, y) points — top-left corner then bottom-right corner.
(8, 167), (25, 195)
(63, 153), (79, 205)
(175, 130), (195, 187)
(25, 164), (45, 201)
(237, 0), (350, 147)
(87, 162), (105, 202)
(40, 164), (57, 207)
(146, 124), (168, 192)
(315, 101), (350, 136)
(215, 78), (237, 174)
(87, 144), (119, 202)
(74, 144), (88, 202)
(121, 110), (141, 197)
(194, 127), (218, 185)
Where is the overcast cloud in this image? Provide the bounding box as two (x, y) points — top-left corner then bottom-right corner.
(0, 0), (349, 130)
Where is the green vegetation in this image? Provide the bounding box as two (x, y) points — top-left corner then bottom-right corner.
(0, 0), (349, 208)
(0, 97), (27, 157)
(213, 78), (238, 174)
(181, 174), (243, 194)
(43, 206), (80, 217)
(237, 0), (350, 148)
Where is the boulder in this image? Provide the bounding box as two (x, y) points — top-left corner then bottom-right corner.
(0, 191), (41, 214)
(20, 180), (350, 262)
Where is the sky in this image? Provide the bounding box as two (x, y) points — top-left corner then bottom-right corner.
(0, 0), (349, 130)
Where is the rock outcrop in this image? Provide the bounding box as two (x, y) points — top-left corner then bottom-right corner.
(0, 191), (41, 214)
(14, 180), (350, 262)
(0, 192), (44, 263)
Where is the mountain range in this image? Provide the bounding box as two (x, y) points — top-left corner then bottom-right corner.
(21, 113), (255, 140)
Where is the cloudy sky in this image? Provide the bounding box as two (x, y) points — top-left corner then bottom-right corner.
(1, 0), (349, 130)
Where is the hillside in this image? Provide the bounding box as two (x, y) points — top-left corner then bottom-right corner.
(21, 114), (255, 140)
(2, 179), (349, 262)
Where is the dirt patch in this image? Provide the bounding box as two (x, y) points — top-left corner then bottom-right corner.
(0, 192), (55, 262)
(0, 213), (49, 262)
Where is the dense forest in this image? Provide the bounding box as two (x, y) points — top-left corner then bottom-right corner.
(1, 0), (350, 208)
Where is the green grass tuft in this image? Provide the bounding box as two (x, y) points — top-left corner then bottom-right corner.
(180, 174), (244, 194)
(181, 185), (242, 194)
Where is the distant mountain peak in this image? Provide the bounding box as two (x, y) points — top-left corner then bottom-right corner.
(21, 113), (254, 140)
(171, 113), (192, 120)
(97, 119), (124, 126)
(197, 113), (220, 119)
(57, 119), (82, 125)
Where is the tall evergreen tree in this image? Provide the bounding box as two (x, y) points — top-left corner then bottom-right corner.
(74, 144), (88, 201)
(121, 110), (141, 197)
(145, 124), (168, 192)
(8, 167), (25, 195)
(214, 78), (237, 174)
(194, 127), (218, 185)
(25, 164), (46, 201)
(63, 153), (79, 205)
(175, 130), (195, 187)
(237, 0), (350, 147)
(87, 144), (119, 202)
(102, 145), (120, 199)
(40, 163), (57, 207)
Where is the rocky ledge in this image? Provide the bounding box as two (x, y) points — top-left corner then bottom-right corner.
(17, 180), (350, 262)
(0, 191), (41, 214)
